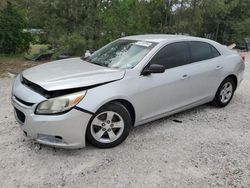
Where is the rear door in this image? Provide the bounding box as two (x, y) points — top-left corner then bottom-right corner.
(185, 41), (223, 102)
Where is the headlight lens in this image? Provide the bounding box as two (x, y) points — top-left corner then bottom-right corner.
(35, 91), (86, 114)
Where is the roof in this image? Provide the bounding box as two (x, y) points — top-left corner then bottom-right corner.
(122, 34), (207, 43)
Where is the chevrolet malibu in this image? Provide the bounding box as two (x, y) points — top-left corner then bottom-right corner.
(11, 35), (245, 148)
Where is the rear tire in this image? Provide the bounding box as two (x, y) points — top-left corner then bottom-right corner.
(212, 77), (236, 107)
(86, 102), (132, 148)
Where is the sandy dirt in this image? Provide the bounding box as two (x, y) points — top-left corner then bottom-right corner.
(0, 56), (45, 78)
(0, 53), (249, 188)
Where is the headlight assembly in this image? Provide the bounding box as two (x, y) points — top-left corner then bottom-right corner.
(35, 91), (86, 115)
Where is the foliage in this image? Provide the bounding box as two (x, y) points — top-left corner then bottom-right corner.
(53, 33), (87, 57)
(24, 44), (50, 60)
(2, 0), (250, 55)
(202, 0), (250, 44)
(0, 2), (32, 54)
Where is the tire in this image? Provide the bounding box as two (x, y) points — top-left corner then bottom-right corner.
(86, 102), (132, 148)
(212, 77), (236, 107)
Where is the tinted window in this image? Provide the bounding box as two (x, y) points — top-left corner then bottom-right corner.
(150, 42), (189, 69)
(189, 41), (220, 62)
(211, 45), (220, 57)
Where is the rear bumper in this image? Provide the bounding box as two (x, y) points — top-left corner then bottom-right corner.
(12, 96), (92, 149)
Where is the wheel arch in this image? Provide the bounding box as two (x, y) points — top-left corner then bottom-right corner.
(225, 74), (238, 89)
(98, 99), (136, 126)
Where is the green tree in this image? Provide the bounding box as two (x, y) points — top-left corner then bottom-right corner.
(12, 0), (250, 55)
(101, 0), (151, 40)
(0, 2), (32, 54)
(201, 0), (250, 45)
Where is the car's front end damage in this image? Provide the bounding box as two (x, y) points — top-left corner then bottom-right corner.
(11, 74), (93, 148)
(11, 58), (126, 148)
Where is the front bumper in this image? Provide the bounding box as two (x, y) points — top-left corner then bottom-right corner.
(12, 96), (92, 148)
(11, 76), (92, 149)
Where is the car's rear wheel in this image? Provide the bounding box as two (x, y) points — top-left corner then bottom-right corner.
(86, 102), (132, 148)
(213, 77), (236, 107)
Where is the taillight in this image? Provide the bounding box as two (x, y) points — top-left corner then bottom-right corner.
(240, 53), (245, 62)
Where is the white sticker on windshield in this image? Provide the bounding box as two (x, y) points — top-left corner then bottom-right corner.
(135, 41), (152, 47)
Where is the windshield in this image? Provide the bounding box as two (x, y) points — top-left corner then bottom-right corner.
(84, 39), (157, 69)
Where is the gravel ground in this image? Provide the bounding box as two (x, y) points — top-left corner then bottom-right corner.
(0, 53), (250, 188)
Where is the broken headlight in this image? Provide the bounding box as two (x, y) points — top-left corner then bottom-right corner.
(35, 91), (86, 114)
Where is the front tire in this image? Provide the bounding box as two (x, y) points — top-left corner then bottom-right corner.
(86, 102), (132, 148)
(212, 77), (236, 107)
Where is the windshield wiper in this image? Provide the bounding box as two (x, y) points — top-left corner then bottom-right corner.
(80, 56), (111, 68)
(80, 56), (89, 62)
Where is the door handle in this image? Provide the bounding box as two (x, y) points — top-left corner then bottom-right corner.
(181, 74), (189, 80)
(216, 66), (223, 70)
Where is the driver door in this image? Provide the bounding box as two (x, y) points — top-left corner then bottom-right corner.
(134, 42), (193, 122)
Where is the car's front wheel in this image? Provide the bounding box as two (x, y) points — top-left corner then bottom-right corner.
(86, 102), (132, 148)
(213, 77), (236, 107)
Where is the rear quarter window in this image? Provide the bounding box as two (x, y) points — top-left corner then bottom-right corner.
(211, 45), (221, 57)
(189, 41), (220, 63)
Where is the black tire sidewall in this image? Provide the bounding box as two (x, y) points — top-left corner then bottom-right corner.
(213, 77), (236, 107)
(86, 102), (132, 148)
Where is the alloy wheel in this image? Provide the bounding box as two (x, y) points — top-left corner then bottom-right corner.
(220, 82), (233, 104)
(90, 111), (125, 143)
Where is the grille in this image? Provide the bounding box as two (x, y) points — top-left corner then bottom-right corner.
(15, 108), (26, 124)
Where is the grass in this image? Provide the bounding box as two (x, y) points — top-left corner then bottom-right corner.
(24, 44), (50, 60)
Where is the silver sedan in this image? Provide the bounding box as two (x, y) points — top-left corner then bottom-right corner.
(11, 35), (245, 148)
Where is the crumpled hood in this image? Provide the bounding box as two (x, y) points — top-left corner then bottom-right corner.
(22, 57), (125, 91)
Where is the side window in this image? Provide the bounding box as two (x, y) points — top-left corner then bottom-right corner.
(149, 42), (189, 69)
(210, 45), (221, 58)
(189, 41), (220, 62)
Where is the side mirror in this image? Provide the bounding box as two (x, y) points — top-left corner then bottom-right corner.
(141, 64), (165, 75)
